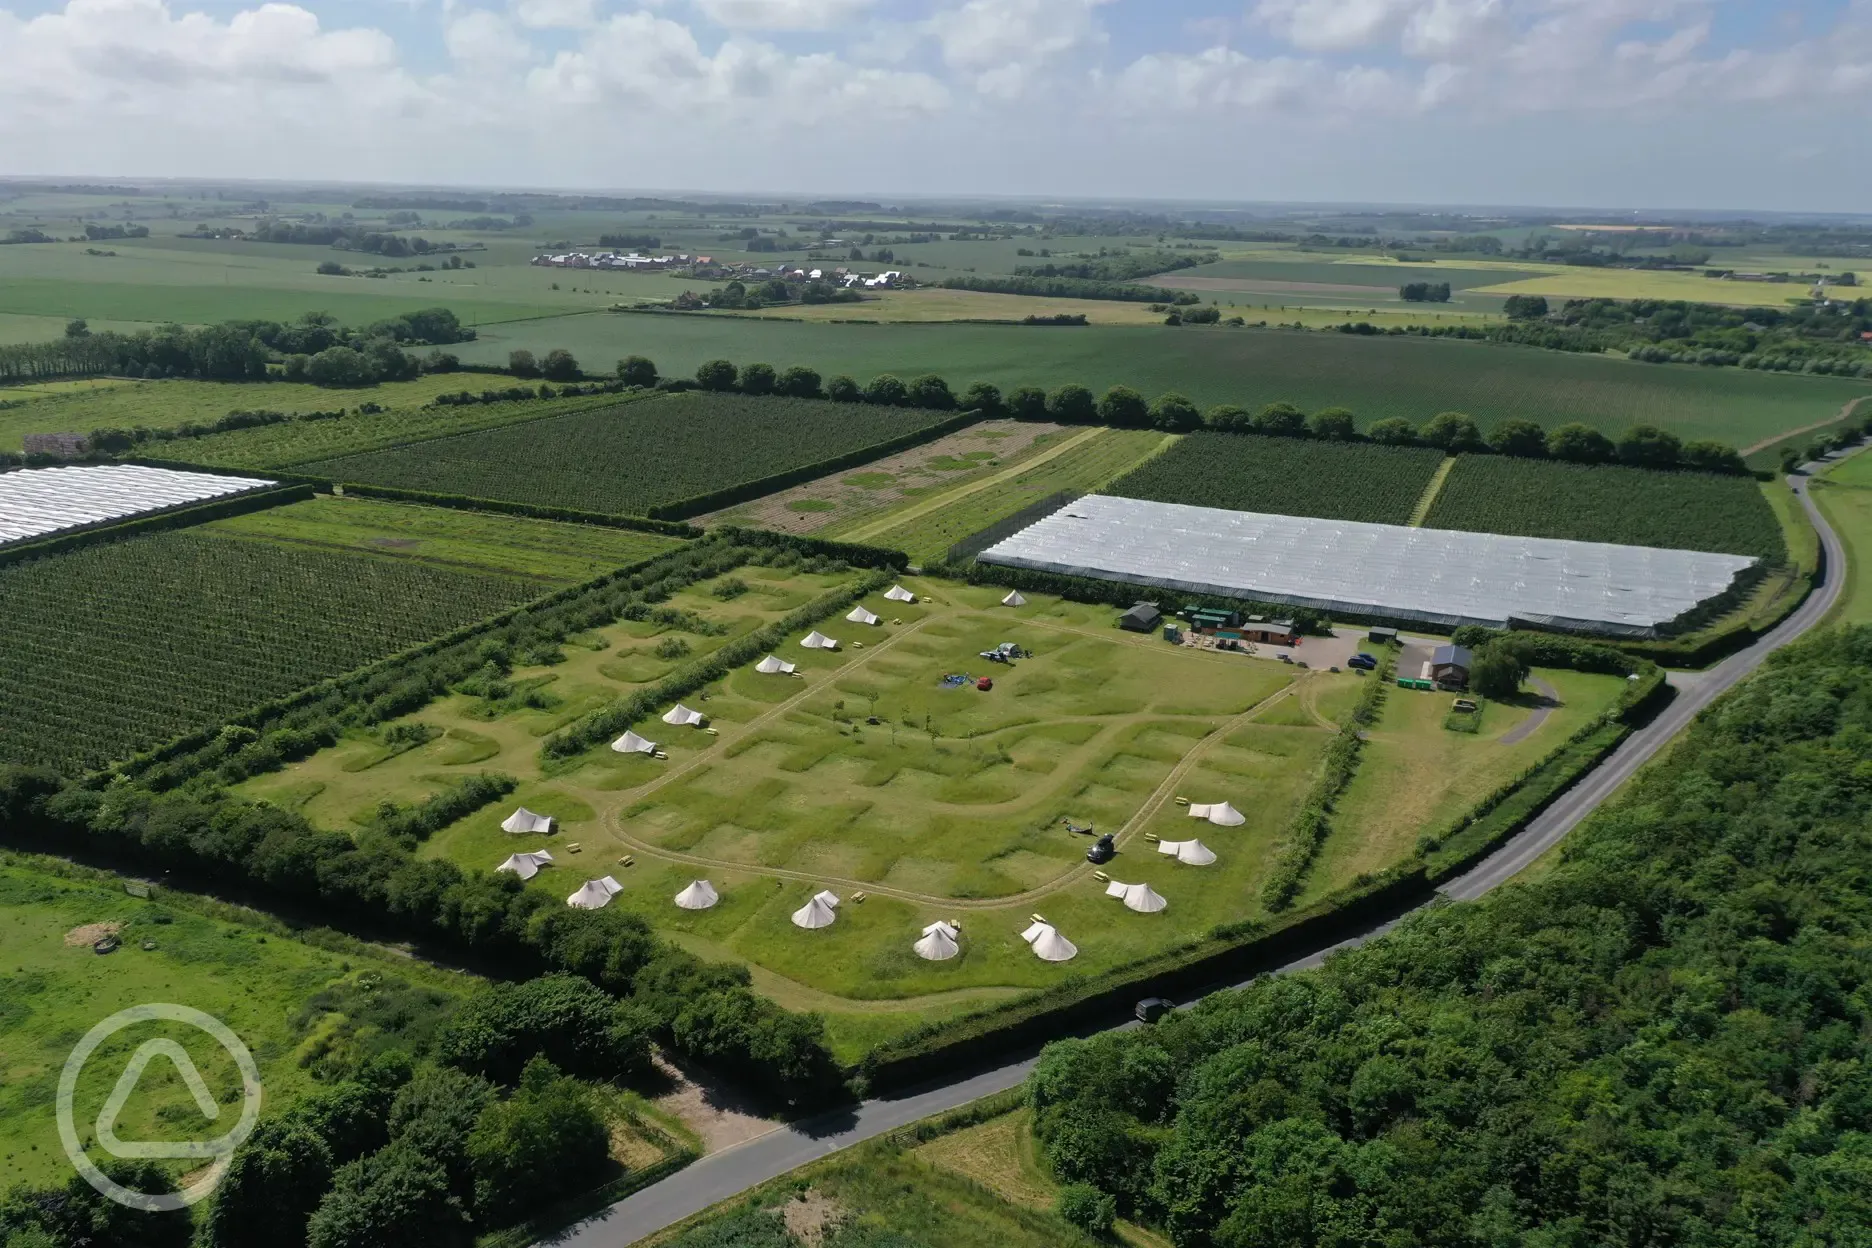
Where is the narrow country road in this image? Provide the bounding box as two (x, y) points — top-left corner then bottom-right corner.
(554, 473), (1846, 1248)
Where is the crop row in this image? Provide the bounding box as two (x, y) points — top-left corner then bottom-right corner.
(1104, 432), (1446, 525)
(293, 392), (959, 518)
(1422, 456), (1787, 560)
(0, 530), (539, 772)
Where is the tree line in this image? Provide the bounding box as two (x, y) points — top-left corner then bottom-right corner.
(1023, 624), (1872, 1247)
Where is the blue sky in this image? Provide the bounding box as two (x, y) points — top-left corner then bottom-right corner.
(2, 0), (1870, 211)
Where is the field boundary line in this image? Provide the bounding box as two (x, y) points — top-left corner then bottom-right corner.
(1407, 456), (1456, 527)
(1741, 395), (1872, 457)
(842, 426), (1109, 545)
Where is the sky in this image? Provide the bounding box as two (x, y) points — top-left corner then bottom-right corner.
(1, 0), (1870, 212)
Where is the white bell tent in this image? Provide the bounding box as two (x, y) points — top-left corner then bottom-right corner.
(914, 920), (960, 961)
(884, 585), (917, 603)
(566, 876), (623, 910)
(755, 655), (797, 675)
(673, 880), (720, 911)
(1020, 920), (1078, 962)
(800, 631), (840, 650)
(1188, 802), (1246, 827)
(611, 730), (658, 755)
(1104, 880), (1168, 913)
(1157, 839), (1218, 866)
(791, 890), (840, 929)
(501, 807), (554, 835)
(846, 606), (881, 626)
(1001, 590), (1027, 607)
(662, 704), (707, 727)
(495, 850), (554, 881)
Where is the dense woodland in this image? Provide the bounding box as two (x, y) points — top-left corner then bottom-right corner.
(1028, 625), (1872, 1247)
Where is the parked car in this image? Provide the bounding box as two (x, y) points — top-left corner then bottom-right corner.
(1086, 834), (1116, 864)
(1347, 653), (1379, 670)
(1136, 997), (1175, 1024)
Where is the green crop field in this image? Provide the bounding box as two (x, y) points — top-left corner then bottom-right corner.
(1106, 432), (1446, 525)
(295, 393), (959, 517)
(0, 857), (471, 1188)
(450, 314), (1868, 449)
(1422, 456), (1787, 559)
(0, 526), (542, 772)
(837, 427), (1176, 562)
(203, 494), (685, 584)
(1815, 452), (1872, 626)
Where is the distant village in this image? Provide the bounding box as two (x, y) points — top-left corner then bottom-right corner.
(530, 250), (908, 289)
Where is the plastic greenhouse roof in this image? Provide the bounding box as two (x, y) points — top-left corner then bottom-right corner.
(978, 495), (1757, 638)
(0, 464), (274, 547)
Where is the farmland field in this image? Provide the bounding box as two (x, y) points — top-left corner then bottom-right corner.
(1105, 432), (1446, 525)
(0, 526), (542, 772)
(295, 392), (962, 518)
(842, 426), (1175, 562)
(451, 314), (1869, 448)
(1815, 450), (1872, 626)
(251, 566), (1378, 1059)
(1422, 456), (1787, 559)
(0, 857), (473, 1188)
(203, 494), (685, 584)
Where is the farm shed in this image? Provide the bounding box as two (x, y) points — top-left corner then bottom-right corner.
(1431, 645), (1473, 690)
(1118, 601), (1163, 632)
(0, 464), (277, 548)
(1242, 618), (1299, 645)
(979, 495), (1756, 639)
(1368, 626), (1399, 645)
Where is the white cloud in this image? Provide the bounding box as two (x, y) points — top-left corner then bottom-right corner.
(1253, 0), (1416, 52)
(694, 0), (874, 32)
(926, 0), (1113, 98)
(511, 0), (598, 28)
(446, 8), (534, 67)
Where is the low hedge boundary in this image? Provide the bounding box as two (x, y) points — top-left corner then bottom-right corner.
(645, 408), (983, 520)
(0, 481), (312, 569)
(323, 481), (700, 537)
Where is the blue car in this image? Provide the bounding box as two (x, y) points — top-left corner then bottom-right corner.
(1347, 653), (1379, 670)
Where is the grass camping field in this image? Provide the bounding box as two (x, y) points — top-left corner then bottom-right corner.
(242, 566), (1393, 1059)
(1105, 432), (1446, 525)
(1422, 456), (1787, 559)
(0, 522), (543, 772)
(450, 315), (1868, 449)
(0, 857), (474, 1189)
(295, 392), (961, 518)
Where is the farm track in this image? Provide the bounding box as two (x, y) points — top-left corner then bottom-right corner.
(1407, 456), (1456, 526)
(590, 611), (1310, 910)
(563, 475), (1852, 1248)
(1740, 394), (1872, 457)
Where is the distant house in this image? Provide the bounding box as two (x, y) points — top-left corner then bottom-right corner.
(1118, 602), (1163, 633)
(1430, 644), (1473, 690)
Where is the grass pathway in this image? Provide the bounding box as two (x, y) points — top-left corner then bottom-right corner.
(1407, 456), (1456, 526)
(841, 425), (1110, 544)
(1741, 395), (1872, 457)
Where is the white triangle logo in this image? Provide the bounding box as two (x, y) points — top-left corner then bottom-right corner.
(95, 1039), (225, 1159)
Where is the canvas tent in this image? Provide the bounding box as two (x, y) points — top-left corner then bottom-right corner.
(496, 850), (554, 881)
(1188, 802), (1245, 827)
(1021, 920), (1078, 962)
(1001, 590), (1027, 607)
(611, 730), (658, 755)
(1104, 880), (1168, 913)
(662, 704), (706, 727)
(501, 807), (555, 835)
(846, 606), (881, 626)
(914, 920), (960, 961)
(1157, 839), (1217, 866)
(755, 655), (797, 675)
(566, 876), (623, 910)
(791, 890), (840, 929)
(674, 880), (719, 911)
(800, 631), (840, 650)
(884, 585), (917, 603)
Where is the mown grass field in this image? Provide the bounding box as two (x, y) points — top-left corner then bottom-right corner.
(1815, 450), (1872, 626)
(840, 427), (1175, 562)
(295, 393), (959, 517)
(246, 567), (1379, 1060)
(0, 524), (542, 772)
(0, 856), (474, 1188)
(204, 494), (685, 584)
(451, 314), (1868, 448)
(1423, 455), (1787, 559)
(1106, 432), (1446, 525)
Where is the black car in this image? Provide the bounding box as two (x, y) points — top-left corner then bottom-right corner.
(1136, 997), (1174, 1024)
(1086, 834), (1116, 864)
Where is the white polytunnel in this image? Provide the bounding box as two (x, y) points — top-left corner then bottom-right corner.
(0, 464), (276, 547)
(977, 495), (1757, 639)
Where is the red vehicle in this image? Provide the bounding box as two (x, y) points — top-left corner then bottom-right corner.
(977, 676), (993, 691)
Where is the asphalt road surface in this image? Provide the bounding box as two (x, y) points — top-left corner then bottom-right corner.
(559, 473), (1846, 1248)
